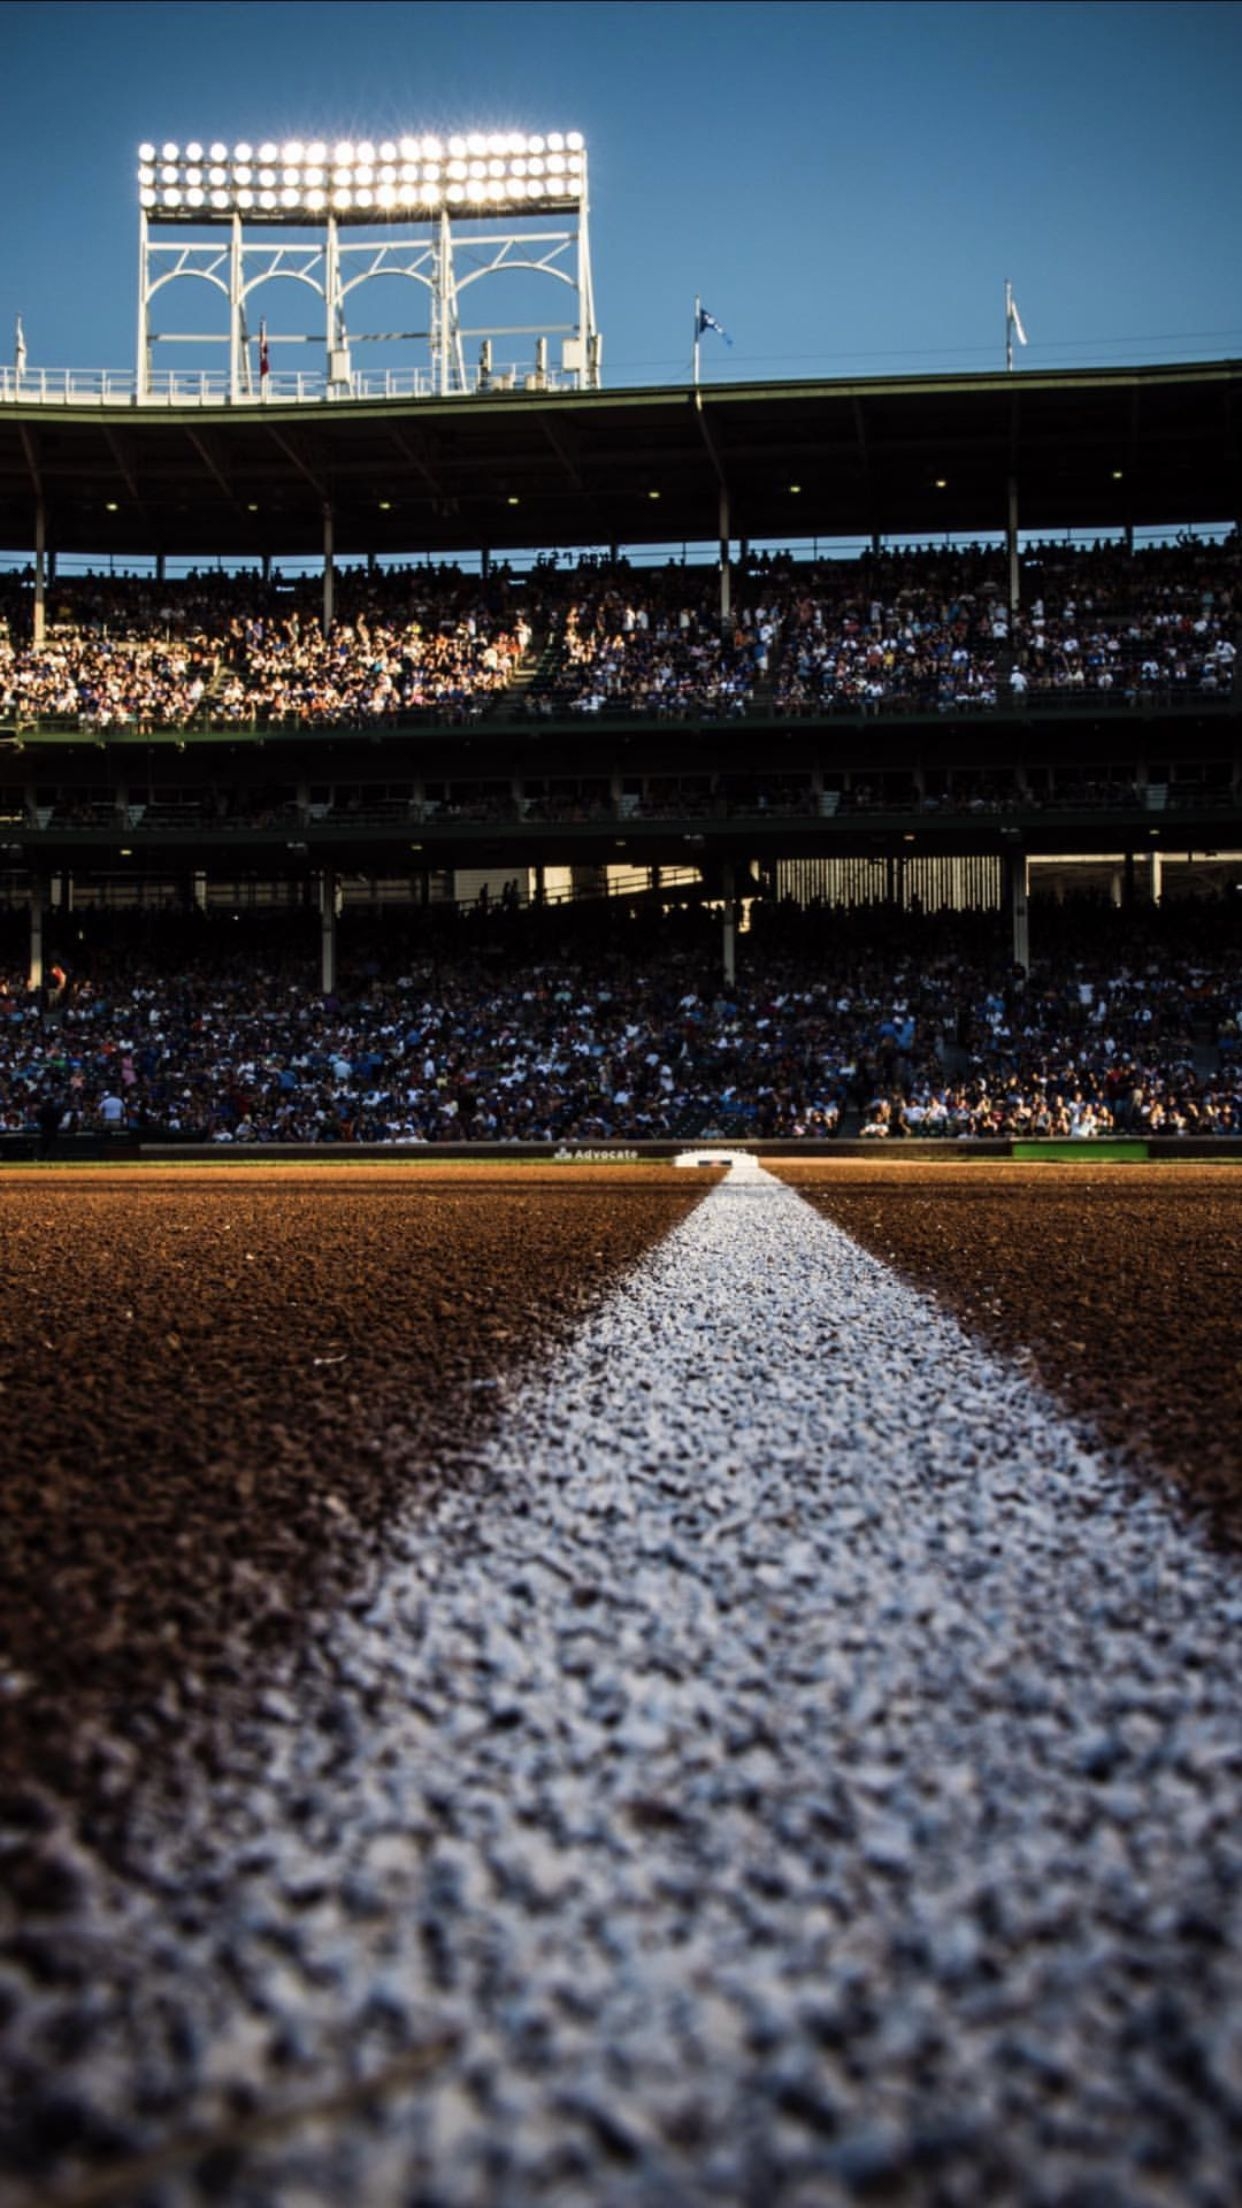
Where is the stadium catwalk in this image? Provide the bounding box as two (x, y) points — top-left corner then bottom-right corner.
(2, 1164), (1237, 2207)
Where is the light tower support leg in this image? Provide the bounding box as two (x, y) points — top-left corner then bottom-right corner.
(136, 211), (149, 402)
(229, 215), (243, 401)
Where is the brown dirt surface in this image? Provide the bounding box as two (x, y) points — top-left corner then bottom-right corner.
(0, 1165), (709, 1840)
(769, 1160), (1242, 1538)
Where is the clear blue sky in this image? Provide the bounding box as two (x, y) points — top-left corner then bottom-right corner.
(1, 0), (1239, 385)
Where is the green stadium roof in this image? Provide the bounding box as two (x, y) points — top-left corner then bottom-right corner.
(1, 359), (1239, 563)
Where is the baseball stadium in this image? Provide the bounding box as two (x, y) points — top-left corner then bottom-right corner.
(1, 93), (1240, 2208)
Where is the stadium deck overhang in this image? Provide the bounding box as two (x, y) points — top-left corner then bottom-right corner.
(1, 360), (1239, 563)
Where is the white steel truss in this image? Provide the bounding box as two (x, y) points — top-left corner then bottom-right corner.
(136, 202), (601, 402)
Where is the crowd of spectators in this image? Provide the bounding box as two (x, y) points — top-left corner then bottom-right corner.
(771, 537), (1238, 714)
(1, 534), (1235, 731)
(1, 895), (1238, 1146)
(0, 568), (532, 733)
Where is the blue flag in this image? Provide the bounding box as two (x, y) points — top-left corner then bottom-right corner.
(697, 307), (733, 347)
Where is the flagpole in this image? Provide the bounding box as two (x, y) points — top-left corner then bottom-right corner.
(693, 295), (701, 389)
(1005, 278), (1013, 374)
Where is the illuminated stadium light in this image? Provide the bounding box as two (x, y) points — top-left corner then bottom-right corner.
(135, 128), (598, 402)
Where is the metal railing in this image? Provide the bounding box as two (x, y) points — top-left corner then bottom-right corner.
(6, 787), (1239, 840)
(0, 364), (581, 408)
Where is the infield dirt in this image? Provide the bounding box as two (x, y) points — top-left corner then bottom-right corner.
(0, 1168), (709, 1840)
(3, 1157), (1238, 1835)
(770, 1160), (1242, 1538)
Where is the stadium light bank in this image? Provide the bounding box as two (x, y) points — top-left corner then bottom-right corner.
(104, 131), (602, 406)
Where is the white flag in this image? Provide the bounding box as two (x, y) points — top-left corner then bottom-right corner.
(1009, 295), (1028, 347)
(14, 315), (26, 375)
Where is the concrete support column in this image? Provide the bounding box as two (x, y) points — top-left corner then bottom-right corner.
(29, 874), (45, 993)
(1008, 851), (1030, 972)
(261, 552), (272, 586)
(533, 864), (546, 907)
(1006, 474), (1020, 616)
(719, 486), (731, 627)
(721, 860), (736, 986)
(155, 551), (166, 584)
(320, 868), (337, 995)
(1150, 849), (1163, 904)
(33, 499), (46, 647)
(610, 765), (623, 815)
(323, 504), (335, 636)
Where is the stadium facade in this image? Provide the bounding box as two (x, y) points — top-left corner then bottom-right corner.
(1, 360), (1239, 989)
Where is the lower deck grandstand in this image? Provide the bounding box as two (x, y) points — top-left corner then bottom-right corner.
(4, 894), (1239, 1145)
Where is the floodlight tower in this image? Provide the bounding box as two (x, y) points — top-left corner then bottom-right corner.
(135, 131), (601, 401)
